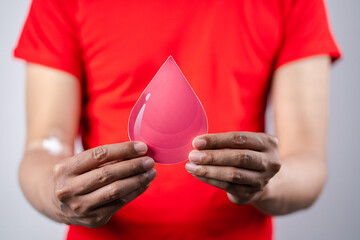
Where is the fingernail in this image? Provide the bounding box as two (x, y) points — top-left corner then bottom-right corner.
(143, 158), (155, 170)
(193, 138), (206, 149)
(145, 169), (157, 180)
(185, 162), (198, 173)
(188, 150), (205, 163)
(134, 142), (147, 154)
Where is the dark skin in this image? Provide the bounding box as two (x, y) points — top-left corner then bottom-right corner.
(51, 132), (279, 228)
(20, 55), (330, 227)
(186, 132), (281, 205)
(51, 142), (156, 228)
(20, 64), (156, 228)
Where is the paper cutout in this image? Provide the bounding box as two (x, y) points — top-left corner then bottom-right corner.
(128, 56), (208, 164)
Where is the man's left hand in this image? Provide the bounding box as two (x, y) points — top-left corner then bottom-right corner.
(185, 132), (281, 205)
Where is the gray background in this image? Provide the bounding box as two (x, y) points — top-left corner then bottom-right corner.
(0, 0), (359, 239)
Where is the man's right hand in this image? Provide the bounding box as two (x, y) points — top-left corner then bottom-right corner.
(21, 65), (156, 227)
(52, 141), (156, 228)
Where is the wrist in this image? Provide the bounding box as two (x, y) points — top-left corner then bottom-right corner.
(250, 161), (288, 215)
(251, 180), (273, 205)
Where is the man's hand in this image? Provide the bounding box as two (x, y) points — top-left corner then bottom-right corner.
(185, 132), (281, 205)
(52, 141), (156, 228)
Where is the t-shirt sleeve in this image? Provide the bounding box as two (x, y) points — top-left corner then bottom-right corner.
(275, 0), (341, 69)
(14, 0), (82, 80)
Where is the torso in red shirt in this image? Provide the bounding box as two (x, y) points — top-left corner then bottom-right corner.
(14, 0), (340, 239)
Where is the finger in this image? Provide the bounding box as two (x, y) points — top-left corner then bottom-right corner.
(79, 185), (150, 228)
(73, 157), (155, 195)
(193, 132), (277, 151)
(185, 163), (264, 188)
(191, 175), (255, 197)
(188, 149), (266, 171)
(85, 169), (157, 209)
(92, 184), (149, 219)
(68, 142), (148, 174)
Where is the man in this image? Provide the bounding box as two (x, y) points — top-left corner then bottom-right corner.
(14, 0), (340, 239)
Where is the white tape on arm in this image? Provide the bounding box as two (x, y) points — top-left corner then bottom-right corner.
(42, 136), (64, 155)
(27, 136), (72, 157)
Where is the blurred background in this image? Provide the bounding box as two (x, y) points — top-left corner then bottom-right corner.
(0, 0), (359, 239)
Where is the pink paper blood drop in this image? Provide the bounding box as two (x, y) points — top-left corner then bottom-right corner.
(128, 56), (208, 164)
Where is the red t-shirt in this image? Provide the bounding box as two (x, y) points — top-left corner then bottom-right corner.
(14, 0), (340, 239)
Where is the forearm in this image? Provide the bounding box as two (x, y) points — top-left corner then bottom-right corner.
(252, 153), (327, 216)
(19, 146), (72, 222)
